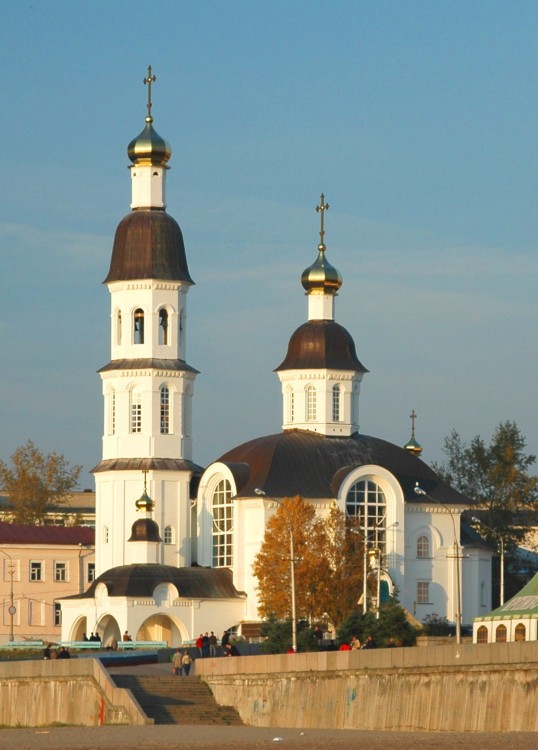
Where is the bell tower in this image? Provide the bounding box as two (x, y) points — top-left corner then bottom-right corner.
(92, 68), (202, 575)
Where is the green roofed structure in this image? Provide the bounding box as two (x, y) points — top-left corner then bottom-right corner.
(473, 571), (538, 643)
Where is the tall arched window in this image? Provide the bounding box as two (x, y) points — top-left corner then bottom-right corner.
(212, 479), (233, 567)
(416, 535), (429, 558)
(305, 385), (317, 422)
(134, 308), (144, 344)
(332, 384), (341, 422)
(346, 479), (388, 555)
(116, 310), (122, 346)
(287, 386), (295, 423)
(160, 386), (170, 434)
(159, 309), (169, 345)
(495, 624), (507, 643)
(130, 389), (142, 433)
(163, 525), (174, 545)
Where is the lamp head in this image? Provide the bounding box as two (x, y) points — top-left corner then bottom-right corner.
(254, 488), (265, 496)
(414, 483), (427, 496)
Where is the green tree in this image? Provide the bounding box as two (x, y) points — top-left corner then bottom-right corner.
(259, 615), (319, 654)
(433, 421), (538, 551)
(433, 421), (538, 600)
(0, 440), (82, 524)
(337, 595), (418, 648)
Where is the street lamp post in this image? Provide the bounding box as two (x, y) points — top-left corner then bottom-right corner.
(472, 517), (505, 606)
(0, 549), (15, 642)
(255, 489), (297, 653)
(415, 483), (461, 645)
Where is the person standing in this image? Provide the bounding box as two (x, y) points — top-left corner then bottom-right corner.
(208, 631), (218, 657)
(172, 648), (182, 676)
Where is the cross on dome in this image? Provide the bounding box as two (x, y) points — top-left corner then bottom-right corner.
(143, 65), (156, 119)
(316, 193), (330, 246)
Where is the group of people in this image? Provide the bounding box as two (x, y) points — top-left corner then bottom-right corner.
(82, 632), (101, 642)
(43, 644), (71, 659)
(194, 630), (238, 657)
(339, 634), (377, 651)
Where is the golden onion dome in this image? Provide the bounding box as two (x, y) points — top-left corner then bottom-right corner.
(127, 115), (171, 166)
(301, 243), (343, 294)
(404, 436), (423, 456)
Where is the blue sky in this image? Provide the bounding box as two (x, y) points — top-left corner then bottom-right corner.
(2, 1), (538, 488)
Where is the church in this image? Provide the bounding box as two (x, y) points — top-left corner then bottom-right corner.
(59, 72), (492, 646)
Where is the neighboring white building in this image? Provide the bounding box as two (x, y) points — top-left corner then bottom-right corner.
(59, 72), (492, 646)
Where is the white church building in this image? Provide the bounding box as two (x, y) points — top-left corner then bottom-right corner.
(59, 73), (492, 646)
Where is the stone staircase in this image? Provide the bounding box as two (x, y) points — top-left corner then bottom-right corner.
(111, 673), (243, 725)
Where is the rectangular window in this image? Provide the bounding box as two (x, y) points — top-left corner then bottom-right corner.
(28, 600), (44, 626)
(88, 563), (96, 583)
(54, 562), (67, 582)
(332, 385), (341, 422)
(54, 602), (62, 626)
(131, 391), (142, 433)
(30, 561), (43, 582)
(417, 581), (430, 604)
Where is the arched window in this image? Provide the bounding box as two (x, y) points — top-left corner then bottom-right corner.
(332, 384), (341, 422)
(130, 389), (142, 433)
(110, 388), (116, 435)
(103, 526), (109, 544)
(416, 535), (429, 558)
(212, 479), (233, 567)
(159, 309), (169, 345)
(515, 623), (526, 641)
(346, 479), (387, 556)
(134, 308), (144, 344)
(495, 624), (507, 643)
(163, 525), (174, 545)
(305, 385), (317, 422)
(116, 310), (122, 346)
(476, 625), (488, 644)
(287, 386), (294, 423)
(160, 386), (170, 434)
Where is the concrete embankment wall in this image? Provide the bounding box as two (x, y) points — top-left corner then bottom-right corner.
(195, 641), (538, 733)
(0, 658), (151, 727)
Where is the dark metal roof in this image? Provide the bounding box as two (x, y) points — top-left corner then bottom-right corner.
(275, 320), (368, 372)
(98, 358), (199, 375)
(216, 429), (469, 506)
(104, 209), (194, 284)
(128, 518), (162, 543)
(91, 457), (204, 475)
(0, 521), (94, 545)
(65, 564), (245, 600)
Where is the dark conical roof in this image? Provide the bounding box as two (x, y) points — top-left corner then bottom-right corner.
(275, 320), (367, 372)
(104, 210), (194, 284)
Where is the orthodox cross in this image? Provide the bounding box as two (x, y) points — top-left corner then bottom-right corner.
(316, 193), (330, 245)
(143, 66), (156, 117)
(410, 409), (417, 437)
(142, 468), (149, 492)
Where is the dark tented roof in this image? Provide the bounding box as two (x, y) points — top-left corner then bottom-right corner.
(216, 429), (469, 505)
(0, 521), (94, 545)
(275, 320), (367, 372)
(91, 457), (204, 475)
(65, 564), (245, 601)
(104, 209), (194, 284)
(98, 358), (199, 375)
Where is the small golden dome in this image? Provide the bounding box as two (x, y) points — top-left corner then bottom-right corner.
(301, 243), (343, 294)
(127, 116), (171, 166)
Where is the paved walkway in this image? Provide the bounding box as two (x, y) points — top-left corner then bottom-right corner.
(0, 725), (536, 750)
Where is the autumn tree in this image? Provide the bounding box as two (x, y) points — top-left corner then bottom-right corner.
(0, 440), (82, 524)
(252, 496), (327, 624)
(253, 497), (366, 630)
(316, 505), (365, 628)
